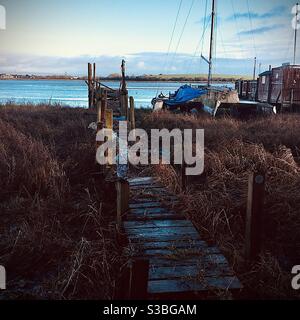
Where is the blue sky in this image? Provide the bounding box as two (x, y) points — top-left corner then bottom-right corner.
(0, 0), (298, 76)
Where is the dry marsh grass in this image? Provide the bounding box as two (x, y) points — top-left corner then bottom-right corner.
(0, 104), (122, 299)
(141, 111), (300, 299)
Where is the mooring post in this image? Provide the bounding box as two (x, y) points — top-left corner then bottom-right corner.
(105, 109), (113, 165)
(245, 171), (265, 261)
(88, 63), (93, 108)
(92, 63), (96, 107)
(181, 132), (187, 191)
(129, 96), (136, 131)
(120, 60), (129, 118)
(116, 179), (129, 228)
(101, 90), (107, 125)
(129, 259), (149, 300)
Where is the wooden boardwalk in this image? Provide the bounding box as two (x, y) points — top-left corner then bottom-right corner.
(124, 176), (242, 298)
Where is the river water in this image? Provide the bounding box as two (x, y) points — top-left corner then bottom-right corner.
(0, 79), (234, 108)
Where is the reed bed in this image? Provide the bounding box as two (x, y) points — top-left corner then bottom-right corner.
(141, 111), (300, 299)
(0, 104), (121, 299)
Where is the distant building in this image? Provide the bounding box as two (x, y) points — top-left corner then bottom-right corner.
(0, 73), (15, 79)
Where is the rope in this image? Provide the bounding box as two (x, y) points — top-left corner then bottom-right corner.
(155, 0), (183, 97)
(167, 0), (196, 73)
(185, 0), (210, 74)
(213, 1), (217, 77)
(185, 15), (211, 74)
(246, 0), (257, 58)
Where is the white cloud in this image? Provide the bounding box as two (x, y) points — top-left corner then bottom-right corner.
(137, 61), (146, 69)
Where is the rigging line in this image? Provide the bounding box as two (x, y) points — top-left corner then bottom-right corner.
(185, 0), (209, 73)
(167, 0), (196, 73)
(246, 0), (257, 58)
(186, 14), (211, 74)
(284, 30), (295, 62)
(213, 1), (217, 76)
(200, 0), (209, 55)
(155, 0), (183, 97)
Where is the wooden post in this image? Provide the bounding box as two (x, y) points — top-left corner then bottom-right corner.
(116, 179), (129, 227)
(93, 63), (96, 82)
(92, 63), (96, 107)
(101, 90), (107, 124)
(246, 80), (249, 100)
(105, 109), (113, 130)
(240, 80), (243, 98)
(129, 259), (149, 300)
(120, 60), (129, 118)
(245, 171), (265, 261)
(255, 78), (259, 101)
(181, 132), (187, 191)
(120, 91), (129, 119)
(105, 109), (113, 165)
(129, 96), (136, 131)
(88, 63), (93, 108)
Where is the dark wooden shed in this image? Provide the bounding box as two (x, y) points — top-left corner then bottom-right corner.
(258, 64), (300, 111)
(257, 70), (272, 103)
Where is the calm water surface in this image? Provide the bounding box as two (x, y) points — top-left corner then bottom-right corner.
(0, 80), (234, 108)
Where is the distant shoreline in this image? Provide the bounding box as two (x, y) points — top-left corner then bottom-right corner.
(0, 74), (250, 83)
(0, 78), (240, 83)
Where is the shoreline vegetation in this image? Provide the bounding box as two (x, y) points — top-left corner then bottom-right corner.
(1, 103), (299, 299)
(0, 73), (252, 82)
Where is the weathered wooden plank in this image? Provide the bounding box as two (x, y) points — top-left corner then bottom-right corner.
(131, 246), (220, 260)
(129, 207), (174, 215)
(148, 254), (228, 267)
(124, 220), (193, 229)
(130, 184), (162, 190)
(129, 202), (162, 209)
(125, 213), (185, 221)
(128, 233), (200, 243)
(128, 177), (155, 184)
(125, 175), (242, 296)
(138, 187), (168, 193)
(141, 247), (220, 257)
(134, 188), (172, 196)
(149, 264), (234, 281)
(148, 276), (242, 294)
(130, 239), (207, 250)
(126, 226), (199, 237)
(131, 194), (178, 201)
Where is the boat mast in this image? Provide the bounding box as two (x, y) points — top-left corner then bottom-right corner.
(294, 3), (299, 65)
(208, 0), (216, 86)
